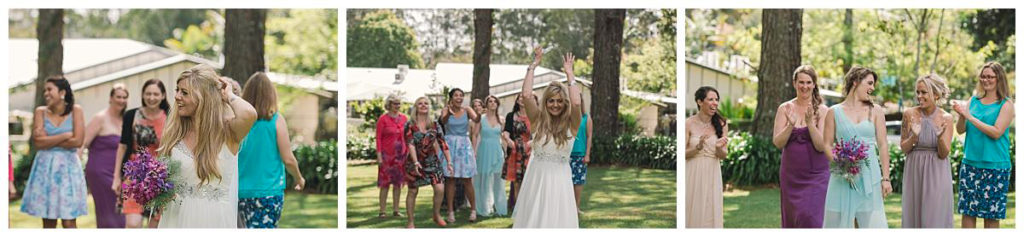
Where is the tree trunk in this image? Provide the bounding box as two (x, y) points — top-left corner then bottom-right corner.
(842, 9), (854, 73)
(593, 9), (625, 138)
(32, 9), (65, 158)
(752, 9), (802, 139)
(223, 9), (267, 87)
(471, 9), (493, 102)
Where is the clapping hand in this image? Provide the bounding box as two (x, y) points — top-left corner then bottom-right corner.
(909, 113), (922, 138)
(695, 134), (710, 150)
(715, 136), (729, 149)
(951, 100), (968, 117)
(803, 106), (815, 127)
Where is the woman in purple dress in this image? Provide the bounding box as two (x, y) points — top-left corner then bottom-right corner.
(772, 65), (830, 228)
(79, 84), (129, 228)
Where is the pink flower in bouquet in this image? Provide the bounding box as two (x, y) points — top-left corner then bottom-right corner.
(830, 137), (871, 190)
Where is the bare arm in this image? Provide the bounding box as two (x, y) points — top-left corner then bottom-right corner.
(564, 52), (583, 133)
(465, 106), (480, 123)
(57, 106), (86, 148)
(962, 101), (1015, 139)
(715, 123), (730, 159)
(937, 113), (954, 159)
(275, 115), (304, 190)
(521, 47), (543, 121)
(771, 103), (794, 149)
(472, 118), (481, 152)
(873, 106), (893, 197)
(584, 115), (593, 162)
(899, 109), (919, 153)
(220, 78), (257, 148)
(684, 120), (700, 159)
(31, 107), (72, 150)
(111, 144), (127, 193)
(78, 113), (104, 156)
(807, 105), (828, 152)
(954, 101), (967, 134)
(823, 108), (836, 161)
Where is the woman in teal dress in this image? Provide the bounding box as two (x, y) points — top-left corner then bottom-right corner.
(952, 62), (1014, 229)
(473, 95), (508, 217)
(821, 66), (893, 228)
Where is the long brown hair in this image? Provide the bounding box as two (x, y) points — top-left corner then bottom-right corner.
(792, 65), (823, 121)
(158, 64), (228, 186)
(976, 61), (1012, 102)
(241, 72), (277, 120)
(842, 66), (878, 107)
(695, 86), (727, 138)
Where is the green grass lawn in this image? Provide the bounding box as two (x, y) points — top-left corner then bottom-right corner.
(722, 186), (1016, 228)
(8, 192), (338, 228)
(346, 163), (676, 228)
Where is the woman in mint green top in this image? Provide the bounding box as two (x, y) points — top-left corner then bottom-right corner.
(952, 62), (1014, 228)
(570, 92), (592, 214)
(822, 67), (892, 228)
(238, 72), (305, 228)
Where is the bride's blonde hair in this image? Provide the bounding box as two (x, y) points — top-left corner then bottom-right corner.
(532, 81), (573, 147)
(158, 64), (228, 185)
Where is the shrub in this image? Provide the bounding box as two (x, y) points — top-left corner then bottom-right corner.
(346, 133), (376, 160)
(721, 131), (782, 186)
(591, 133), (676, 170)
(290, 140), (339, 194)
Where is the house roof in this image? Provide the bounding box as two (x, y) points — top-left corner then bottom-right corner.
(9, 38), (169, 87)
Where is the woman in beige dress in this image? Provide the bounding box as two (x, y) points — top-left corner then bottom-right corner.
(685, 86), (729, 228)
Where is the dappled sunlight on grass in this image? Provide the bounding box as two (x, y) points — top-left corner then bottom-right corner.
(346, 163), (676, 228)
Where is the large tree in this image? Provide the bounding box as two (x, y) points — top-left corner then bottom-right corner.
(223, 9), (267, 86)
(593, 9), (625, 138)
(27, 9), (64, 181)
(471, 9), (494, 102)
(751, 9), (802, 138)
(346, 10), (424, 69)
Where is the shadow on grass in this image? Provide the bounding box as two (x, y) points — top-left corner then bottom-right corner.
(346, 164), (676, 228)
(722, 186), (1016, 228)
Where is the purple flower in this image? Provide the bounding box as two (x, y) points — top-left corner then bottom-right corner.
(122, 150), (175, 207)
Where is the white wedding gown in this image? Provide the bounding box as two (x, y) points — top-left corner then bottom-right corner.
(159, 143), (239, 228)
(512, 133), (579, 228)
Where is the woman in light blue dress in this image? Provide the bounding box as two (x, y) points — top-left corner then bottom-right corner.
(440, 88), (480, 223)
(473, 95), (508, 217)
(821, 66), (892, 228)
(20, 76), (88, 228)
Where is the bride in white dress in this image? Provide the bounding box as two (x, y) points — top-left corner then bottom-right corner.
(157, 64), (257, 228)
(512, 47), (583, 228)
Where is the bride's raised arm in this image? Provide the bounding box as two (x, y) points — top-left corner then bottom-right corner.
(220, 77), (257, 144)
(521, 46), (543, 121)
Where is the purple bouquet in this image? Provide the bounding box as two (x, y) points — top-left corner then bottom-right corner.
(121, 150), (179, 208)
(830, 137), (871, 190)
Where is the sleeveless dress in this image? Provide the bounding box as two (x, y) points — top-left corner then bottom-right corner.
(823, 104), (887, 228)
(901, 109), (953, 228)
(159, 143), (239, 228)
(473, 114), (508, 217)
(685, 132), (723, 228)
(512, 131), (579, 228)
(21, 115), (89, 219)
(779, 127), (829, 228)
(443, 112), (476, 178)
(86, 134), (126, 227)
(376, 113), (407, 187)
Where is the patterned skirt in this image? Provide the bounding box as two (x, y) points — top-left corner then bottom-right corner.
(957, 163), (1011, 219)
(20, 148), (89, 219)
(443, 135), (476, 178)
(405, 153), (445, 187)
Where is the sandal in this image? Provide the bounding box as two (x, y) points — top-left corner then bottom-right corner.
(393, 211), (404, 217)
(433, 215), (448, 227)
(378, 212), (387, 218)
(469, 210), (477, 223)
(447, 211), (456, 223)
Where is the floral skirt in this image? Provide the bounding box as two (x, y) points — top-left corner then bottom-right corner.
(957, 163), (1011, 219)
